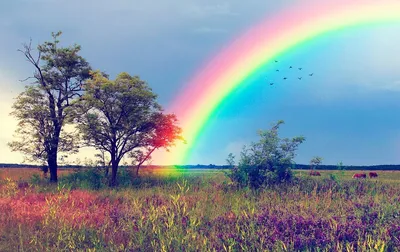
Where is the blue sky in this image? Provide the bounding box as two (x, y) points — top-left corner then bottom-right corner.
(1, 0), (400, 165)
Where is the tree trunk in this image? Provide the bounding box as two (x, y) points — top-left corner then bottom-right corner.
(135, 165), (140, 177)
(109, 159), (119, 187)
(134, 148), (156, 177)
(105, 165), (109, 177)
(48, 150), (58, 183)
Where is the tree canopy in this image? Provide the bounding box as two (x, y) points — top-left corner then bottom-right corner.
(227, 120), (305, 188)
(9, 31), (91, 182)
(78, 71), (182, 186)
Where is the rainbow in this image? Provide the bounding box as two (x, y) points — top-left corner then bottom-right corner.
(164, 0), (400, 165)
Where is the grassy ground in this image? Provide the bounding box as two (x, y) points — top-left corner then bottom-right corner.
(0, 168), (400, 251)
(0, 168), (73, 181)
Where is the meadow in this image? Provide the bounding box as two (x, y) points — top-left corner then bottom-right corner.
(0, 168), (400, 251)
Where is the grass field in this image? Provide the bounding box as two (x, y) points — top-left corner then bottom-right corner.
(0, 168), (74, 181)
(0, 168), (400, 251)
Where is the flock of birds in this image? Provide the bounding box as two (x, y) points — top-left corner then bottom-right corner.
(268, 60), (314, 86)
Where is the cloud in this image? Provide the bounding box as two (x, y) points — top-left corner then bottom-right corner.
(193, 27), (228, 34)
(186, 3), (239, 18)
(366, 80), (400, 92)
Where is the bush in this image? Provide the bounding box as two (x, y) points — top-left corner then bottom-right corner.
(227, 120), (305, 189)
(59, 168), (104, 190)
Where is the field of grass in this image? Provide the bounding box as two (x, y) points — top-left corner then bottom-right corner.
(1, 168), (400, 251)
(0, 168), (74, 181)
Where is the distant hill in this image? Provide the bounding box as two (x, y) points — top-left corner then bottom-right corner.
(1, 163), (400, 171)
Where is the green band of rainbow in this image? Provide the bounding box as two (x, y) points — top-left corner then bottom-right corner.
(165, 0), (400, 165)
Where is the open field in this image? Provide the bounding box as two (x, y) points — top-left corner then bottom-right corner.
(1, 168), (400, 251)
(294, 169), (400, 184)
(0, 168), (74, 181)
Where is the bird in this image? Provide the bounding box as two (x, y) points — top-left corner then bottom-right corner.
(276, 69), (279, 72)
(309, 73), (314, 76)
(283, 77), (287, 80)
(298, 68), (303, 70)
(274, 60), (278, 63)
(270, 83), (274, 85)
(298, 77), (302, 80)
(289, 66), (293, 69)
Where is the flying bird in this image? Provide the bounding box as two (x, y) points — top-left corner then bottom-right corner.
(289, 66), (293, 69)
(276, 69), (279, 72)
(283, 77), (287, 80)
(270, 83), (274, 85)
(309, 73), (314, 76)
(298, 68), (303, 70)
(274, 60), (278, 63)
(298, 77), (302, 80)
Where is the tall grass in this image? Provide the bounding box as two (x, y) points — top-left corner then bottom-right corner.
(0, 169), (399, 251)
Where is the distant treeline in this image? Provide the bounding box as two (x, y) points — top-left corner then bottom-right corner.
(174, 164), (400, 171)
(0, 164), (81, 169)
(1, 163), (400, 171)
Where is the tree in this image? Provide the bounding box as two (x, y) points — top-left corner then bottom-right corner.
(130, 113), (184, 176)
(94, 150), (111, 176)
(228, 120), (305, 188)
(8, 87), (77, 171)
(9, 32), (91, 182)
(226, 153), (235, 168)
(77, 71), (182, 186)
(310, 156), (323, 170)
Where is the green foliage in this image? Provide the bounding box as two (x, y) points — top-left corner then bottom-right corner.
(59, 169), (104, 190)
(226, 153), (235, 168)
(77, 71), (182, 186)
(30, 174), (43, 186)
(310, 156), (323, 170)
(227, 120), (305, 188)
(329, 173), (340, 183)
(337, 161), (347, 179)
(8, 87), (78, 164)
(9, 31), (91, 182)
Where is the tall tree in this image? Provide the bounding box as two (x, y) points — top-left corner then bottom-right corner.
(78, 71), (182, 186)
(9, 31), (91, 182)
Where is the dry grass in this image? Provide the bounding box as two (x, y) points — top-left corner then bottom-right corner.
(0, 168), (73, 181)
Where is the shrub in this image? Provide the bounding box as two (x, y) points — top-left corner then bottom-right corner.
(59, 169), (104, 190)
(227, 120), (305, 188)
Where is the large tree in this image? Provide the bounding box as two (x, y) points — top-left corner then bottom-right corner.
(78, 71), (182, 186)
(9, 31), (91, 182)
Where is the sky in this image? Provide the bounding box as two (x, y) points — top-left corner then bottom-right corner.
(1, 0), (400, 166)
